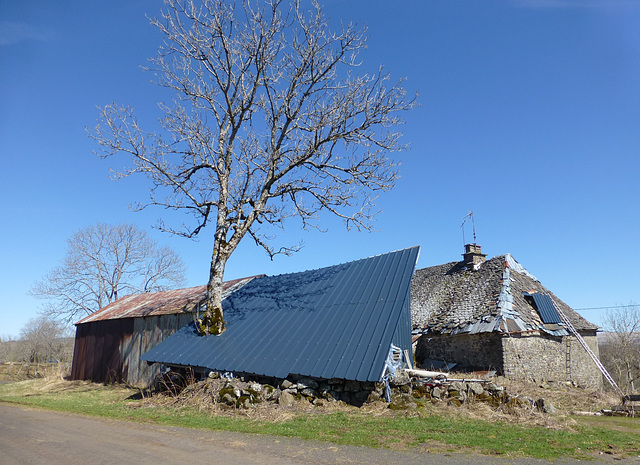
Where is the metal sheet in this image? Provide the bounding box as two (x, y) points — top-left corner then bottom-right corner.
(70, 318), (134, 383)
(526, 293), (563, 324)
(76, 276), (261, 324)
(142, 247), (420, 382)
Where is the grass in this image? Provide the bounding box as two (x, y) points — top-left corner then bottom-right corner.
(0, 362), (68, 381)
(1, 378), (639, 461)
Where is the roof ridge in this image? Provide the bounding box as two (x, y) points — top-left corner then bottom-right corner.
(263, 246), (421, 280)
(504, 253), (539, 282)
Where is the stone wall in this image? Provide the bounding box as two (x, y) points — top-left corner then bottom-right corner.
(414, 332), (503, 372)
(414, 331), (602, 389)
(502, 332), (565, 382)
(568, 332), (602, 389)
(501, 332), (602, 388)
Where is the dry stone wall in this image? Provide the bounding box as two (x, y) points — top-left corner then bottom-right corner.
(502, 332), (602, 388)
(414, 331), (602, 388)
(568, 333), (602, 388)
(165, 369), (556, 414)
(414, 332), (503, 372)
(502, 332), (566, 383)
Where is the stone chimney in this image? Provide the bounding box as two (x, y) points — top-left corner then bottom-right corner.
(462, 243), (486, 270)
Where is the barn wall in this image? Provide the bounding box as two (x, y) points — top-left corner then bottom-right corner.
(414, 332), (503, 372)
(501, 332), (565, 382)
(127, 313), (194, 387)
(71, 314), (194, 387)
(501, 332), (602, 388)
(70, 318), (134, 383)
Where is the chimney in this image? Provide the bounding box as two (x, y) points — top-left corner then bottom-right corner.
(462, 243), (486, 270)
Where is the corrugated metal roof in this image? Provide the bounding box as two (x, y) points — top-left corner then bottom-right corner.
(75, 276), (262, 325)
(525, 292), (563, 324)
(142, 247), (420, 382)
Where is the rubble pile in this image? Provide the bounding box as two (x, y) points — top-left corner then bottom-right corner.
(156, 369), (557, 414)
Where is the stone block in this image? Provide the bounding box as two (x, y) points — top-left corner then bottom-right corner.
(467, 382), (484, 396)
(280, 379), (294, 389)
(431, 386), (445, 399)
(535, 398), (557, 414)
(299, 387), (318, 398)
(344, 380), (360, 392)
(278, 390), (295, 406)
(297, 377), (319, 389)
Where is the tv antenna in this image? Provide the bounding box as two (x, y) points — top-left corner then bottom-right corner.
(461, 211), (477, 246)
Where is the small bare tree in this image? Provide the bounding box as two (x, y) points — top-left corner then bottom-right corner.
(601, 304), (640, 393)
(18, 317), (70, 364)
(90, 0), (414, 335)
(31, 223), (186, 322)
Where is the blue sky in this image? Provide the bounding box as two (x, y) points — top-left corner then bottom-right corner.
(1, 0), (639, 338)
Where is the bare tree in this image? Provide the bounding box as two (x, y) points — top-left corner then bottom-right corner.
(18, 317), (70, 364)
(31, 223), (186, 323)
(600, 304), (640, 393)
(90, 0), (415, 335)
(0, 336), (12, 363)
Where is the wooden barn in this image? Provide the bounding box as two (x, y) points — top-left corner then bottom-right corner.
(70, 276), (259, 387)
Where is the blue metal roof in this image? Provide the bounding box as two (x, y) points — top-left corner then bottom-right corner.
(142, 247), (420, 382)
(525, 292), (563, 324)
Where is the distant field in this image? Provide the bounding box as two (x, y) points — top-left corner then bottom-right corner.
(0, 362), (68, 381)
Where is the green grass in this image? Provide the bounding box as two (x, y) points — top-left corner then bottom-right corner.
(1, 379), (639, 460)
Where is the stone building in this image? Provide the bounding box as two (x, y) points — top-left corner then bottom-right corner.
(411, 245), (601, 387)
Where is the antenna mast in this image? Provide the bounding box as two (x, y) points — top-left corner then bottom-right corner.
(461, 211), (477, 245)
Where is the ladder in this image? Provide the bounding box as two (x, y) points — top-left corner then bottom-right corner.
(565, 336), (571, 383)
(556, 306), (624, 397)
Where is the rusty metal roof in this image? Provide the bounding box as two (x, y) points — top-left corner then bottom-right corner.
(142, 247), (420, 382)
(75, 276), (262, 325)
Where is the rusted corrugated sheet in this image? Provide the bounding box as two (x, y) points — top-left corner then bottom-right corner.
(76, 276), (262, 325)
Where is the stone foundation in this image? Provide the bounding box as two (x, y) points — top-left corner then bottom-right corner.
(158, 369), (379, 406)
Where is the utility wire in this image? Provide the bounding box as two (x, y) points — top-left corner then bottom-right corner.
(574, 304), (638, 311)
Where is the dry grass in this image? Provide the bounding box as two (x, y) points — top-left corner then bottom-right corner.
(0, 362), (70, 381)
(126, 374), (624, 432)
(3, 376), (638, 460)
(494, 375), (621, 412)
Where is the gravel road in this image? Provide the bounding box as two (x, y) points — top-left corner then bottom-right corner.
(1, 403), (637, 465)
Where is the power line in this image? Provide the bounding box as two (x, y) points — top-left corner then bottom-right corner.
(574, 304), (638, 311)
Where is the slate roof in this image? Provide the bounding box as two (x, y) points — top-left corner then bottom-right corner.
(411, 254), (598, 336)
(142, 247), (420, 382)
(76, 276), (262, 325)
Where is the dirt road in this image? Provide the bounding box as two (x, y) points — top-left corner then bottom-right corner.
(0, 403), (637, 465)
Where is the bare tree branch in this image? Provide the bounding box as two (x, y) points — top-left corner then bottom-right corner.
(89, 0), (416, 334)
(31, 224), (186, 323)
(600, 304), (640, 394)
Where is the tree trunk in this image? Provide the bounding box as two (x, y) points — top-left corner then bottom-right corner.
(200, 236), (229, 335)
